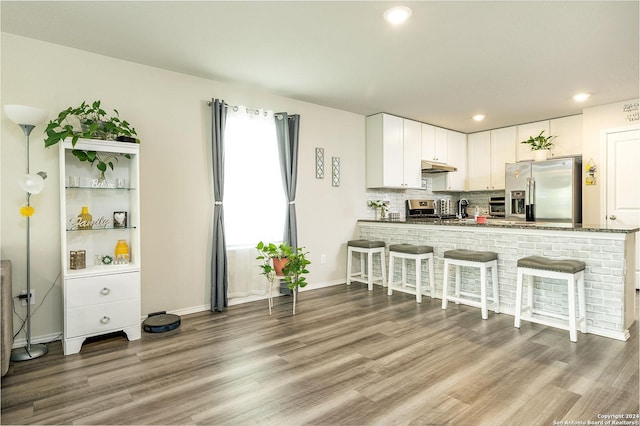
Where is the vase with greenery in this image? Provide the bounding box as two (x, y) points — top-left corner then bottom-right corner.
(256, 241), (311, 315)
(44, 101), (138, 179)
(521, 130), (556, 151)
(368, 200), (390, 220)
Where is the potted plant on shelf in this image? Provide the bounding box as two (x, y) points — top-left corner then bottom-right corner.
(44, 100), (138, 181)
(256, 241), (311, 315)
(44, 100), (139, 148)
(521, 130), (556, 161)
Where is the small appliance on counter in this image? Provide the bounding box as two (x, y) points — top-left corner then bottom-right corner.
(406, 199), (456, 219)
(488, 196), (506, 217)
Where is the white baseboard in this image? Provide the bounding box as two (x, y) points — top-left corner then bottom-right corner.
(12, 332), (62, 348)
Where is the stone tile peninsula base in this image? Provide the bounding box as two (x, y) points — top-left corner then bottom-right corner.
(358, 220), (637, 341)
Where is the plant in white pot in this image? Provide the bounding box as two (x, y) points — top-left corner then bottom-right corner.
(521, 130), (556, 161)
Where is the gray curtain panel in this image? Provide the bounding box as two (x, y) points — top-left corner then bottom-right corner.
(275, 113), (300, 250)
(211, 99), (228, 312)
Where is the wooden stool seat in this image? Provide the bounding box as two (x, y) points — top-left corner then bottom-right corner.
(514, 256), (587, 342)
(387, 244), (434, 303)
(442, 249), (499, 320)
(346, 240), (386, 291)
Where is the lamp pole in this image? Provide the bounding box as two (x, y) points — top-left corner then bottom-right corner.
(4, 105), (49, 362)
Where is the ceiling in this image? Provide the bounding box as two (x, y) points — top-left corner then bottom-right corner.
(2, 1), (639, 133)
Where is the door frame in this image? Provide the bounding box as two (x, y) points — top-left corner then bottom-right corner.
(599, 125), (640, 226)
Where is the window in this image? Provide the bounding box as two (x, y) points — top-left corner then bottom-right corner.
(223, 107), (286, 248)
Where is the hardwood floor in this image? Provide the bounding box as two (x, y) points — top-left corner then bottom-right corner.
(2, 285), (638, 425)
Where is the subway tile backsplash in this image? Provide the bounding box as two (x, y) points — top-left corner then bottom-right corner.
(366, 177), (504, 220)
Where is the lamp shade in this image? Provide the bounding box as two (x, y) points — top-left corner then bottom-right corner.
(4, 105), (48, 126)
(18, 173), (46, 195)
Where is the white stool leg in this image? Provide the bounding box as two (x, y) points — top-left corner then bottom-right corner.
(360, 252), (366, 283)
(367, 251), (373, 291)
(379, 249), (387, 287)
(480, 264), (488, 320)
(387, 253), (395, 296)
(346, 247), (353, 285)
(577, 271), (587, 333)
(428, 255), (435, 298)
(454, 265), (461, 305)
(415, 257), (422, 303)
(491, 262), (500, 314)
(401, 258), (407, 289)
(442, 259), (450, 310)
(514, 268), (524, 328)
(567, 273), (577, 342)
(526, 275), (534, 314)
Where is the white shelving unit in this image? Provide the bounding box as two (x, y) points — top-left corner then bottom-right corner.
(59, 138), (141, 355)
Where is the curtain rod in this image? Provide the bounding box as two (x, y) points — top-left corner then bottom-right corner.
(207, 100), (291, 120)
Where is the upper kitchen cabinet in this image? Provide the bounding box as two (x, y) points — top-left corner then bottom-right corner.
(467, 127), (516, 191)
(366, 113), (422, 189)
(517, 121), (550, 161)
(432, 130), (467, 191)
(421, 124), (448, 163)
(490, 126), (517, 189)
(549, 115), (582, 157)
(467, 131), (491, 190)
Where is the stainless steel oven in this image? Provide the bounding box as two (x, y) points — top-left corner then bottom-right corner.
(489, 196), (506, 217)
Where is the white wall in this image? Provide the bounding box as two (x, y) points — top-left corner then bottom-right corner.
(1, 33), (367, 342)
(582, 99), (640, 224)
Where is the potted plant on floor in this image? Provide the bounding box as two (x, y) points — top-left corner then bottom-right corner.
(256, 241), (311, 315)
(521, 130), (556, 161)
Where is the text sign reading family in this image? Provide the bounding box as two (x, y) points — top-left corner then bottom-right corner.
(69, 216), (110, 230)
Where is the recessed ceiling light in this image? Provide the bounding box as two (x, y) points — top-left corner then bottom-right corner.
(384, 6), (412, 25)
(573, 93), (591, 102)
(473, 114), (486, 122)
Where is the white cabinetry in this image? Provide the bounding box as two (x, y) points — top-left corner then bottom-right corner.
(549, 115), (582, 157)
(490, 126), (517, 190)
(432, 130), (467, 191)
(59, 139), (141, 355)
(517, 121), (550, 161)
(366, 113), (422, 189)
(421, 124), (448, 163)
(467, 127), (516, 191)
(467, 131), (491, 190)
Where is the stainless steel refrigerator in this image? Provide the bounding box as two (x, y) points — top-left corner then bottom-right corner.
(505, 156), (582, 223)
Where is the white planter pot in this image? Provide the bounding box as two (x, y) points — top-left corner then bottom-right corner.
(534, 150), (549, 161)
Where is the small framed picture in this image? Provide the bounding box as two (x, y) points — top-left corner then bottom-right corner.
(113, 211), (127, 228)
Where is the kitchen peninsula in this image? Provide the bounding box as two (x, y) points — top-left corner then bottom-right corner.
(358, 219), (638, 341)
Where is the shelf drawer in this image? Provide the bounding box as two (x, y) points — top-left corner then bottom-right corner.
(66, 272), (139, 308)
(66, 299), (140, 338)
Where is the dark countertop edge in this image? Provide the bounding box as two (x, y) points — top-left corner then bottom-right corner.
(357, 219), (639, 234)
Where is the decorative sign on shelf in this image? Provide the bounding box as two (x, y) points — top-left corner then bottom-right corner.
(91, 179), (116, 188)
(69, 250), (86, 270)
(69, 216), (111, 230)
(623, 102), (639, 122)
(113, 211), (127, 228)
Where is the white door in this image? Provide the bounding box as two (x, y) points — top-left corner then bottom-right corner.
(606, 128), (640, 288)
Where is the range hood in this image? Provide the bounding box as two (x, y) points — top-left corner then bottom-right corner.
(421, 160), (457, 173)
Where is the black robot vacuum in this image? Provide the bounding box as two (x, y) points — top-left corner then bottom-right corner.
(142, 311), (181, 333)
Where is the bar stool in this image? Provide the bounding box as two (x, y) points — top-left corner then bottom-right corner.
(346, 240), (386, 291)
(514, 256), (586, 342)
(441, 249), (499, 319)
(387, 244), (435, 303)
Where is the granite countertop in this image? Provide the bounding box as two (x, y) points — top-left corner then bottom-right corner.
(358, 218), (639, 233)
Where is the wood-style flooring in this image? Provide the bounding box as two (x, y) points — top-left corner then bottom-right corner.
(2, 285), (638, 425)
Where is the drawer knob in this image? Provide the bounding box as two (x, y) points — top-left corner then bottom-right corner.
(100, 316), (110, 324)
(100, 287), (110, 295)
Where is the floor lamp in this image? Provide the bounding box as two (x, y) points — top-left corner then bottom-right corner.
(4, 104), (50, 361)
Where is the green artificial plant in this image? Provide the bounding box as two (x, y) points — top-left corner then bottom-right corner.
(520, 130), (556, 151)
